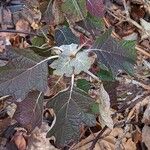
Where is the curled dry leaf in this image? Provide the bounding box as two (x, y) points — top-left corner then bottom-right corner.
(142, 125), (150, 150)
(97, 84), (114, 129)
(11, 130), (27, 150)
(72, 127), (136, 150)
(142, 102), (150, 125)
(27, 122), (58, 150)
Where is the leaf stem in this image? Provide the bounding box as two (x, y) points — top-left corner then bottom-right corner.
(86, 70), (101, 83)
(69, 73), (75, 100)
(0, 29), (40, 36)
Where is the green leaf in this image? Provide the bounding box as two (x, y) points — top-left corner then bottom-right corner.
(77, 13), (104, 37)
(90, 102), (99, 115)
(76, 79), (90, 93)
(0, 46), (48, 99)
(97, 69), (114, 81)
(50, 44), (93, 77)
(61, 0), (87, 22)
(92, 29), (136, 76)
(119, 40), (136, 75)
(30, 46), (51, 57)
(31, 36), (46, 47)
(46, 87), (96, 147)
(55, 26), (79, 46)
(14, 90), (43, 132)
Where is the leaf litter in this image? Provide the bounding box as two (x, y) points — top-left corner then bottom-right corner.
(0, 0), (150, 150)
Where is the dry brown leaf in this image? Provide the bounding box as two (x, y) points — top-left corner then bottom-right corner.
(45, 75), (66, 98)
(11, 130), (27, 150)
(72, 127), (137, 150)
(52, 0), (65, 25)
(133, 130), (142, 144)
(0, 118), (11, 135)
(142, 125), (150, 150)
(142, 102), (150, 125)
(0, 8), (13, 29)
(97, 84), (114, 129)
(123, 138), (136, 150)
(27, 122), (58, 150)
(16, 19), (31, 37)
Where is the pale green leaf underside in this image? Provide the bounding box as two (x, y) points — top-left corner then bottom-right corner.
(50, 44), (92, 76)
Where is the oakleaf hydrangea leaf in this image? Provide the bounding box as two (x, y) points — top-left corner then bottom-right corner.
(86, 0), (105, 17)
(14, 90), (43, 132)
(55, 26), (79, 46)
(46, 87), (96, 147)
(0, 46), (48, 99)
(91, 29), (136, 76)
(50, 44), (93, 77)
(61, 0), (87, 23)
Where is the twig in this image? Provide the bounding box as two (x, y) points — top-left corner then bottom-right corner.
(89, 126), (107, 150)
(0, 29), (40, 36)
(86, 70), (101, 83)
(124, 78), (150, 91)
(136, 46), (150, 58)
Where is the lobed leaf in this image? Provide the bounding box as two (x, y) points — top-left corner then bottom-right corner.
(91, 29), (136, 76)
(54, 26), (79, 46)
(46, 87), (96, 147)
(14, 90), (43, 132)
(61, 0), (87, 23)
(50, 44), (93, 76)
(0, 46), (48, 99)
(86, 0), (105, 17)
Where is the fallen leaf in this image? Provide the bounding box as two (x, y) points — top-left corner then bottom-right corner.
(0, 46), (48, 99)
(54, 26), (79, 46)
(46, 87), (96, 147)
(50, 44), (94, 77)
(86, 0), (105, 17)
(14, 91), (43, 132)
(61, 0), (87, 23)
(11, 130), (27, 150)
(27, 122), (58, 150)
(97, 84), (114, 129)
(91, 29), (136, 76)
(142, 103), (150, 125)
(140, 18), (150, 39)
(45, 75), (67, 98)
(16, 19), (31, 37)
(142, 125), (150, 150)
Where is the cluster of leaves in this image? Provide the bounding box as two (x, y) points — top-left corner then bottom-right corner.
(0, 0), (136, 148)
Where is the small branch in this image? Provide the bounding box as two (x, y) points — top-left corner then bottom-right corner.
(117, 77), (150, 91)
(135, 46), (150, 58)
(86, 70), (101, 83)
(69, 73), (75, 100)
(89, 126), (108, 150)
(0, 29), (40, 36)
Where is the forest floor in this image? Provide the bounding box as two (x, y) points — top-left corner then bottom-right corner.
(0, 0), (150, 150)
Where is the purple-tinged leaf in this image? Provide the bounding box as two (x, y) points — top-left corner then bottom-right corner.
(91, 29), (136, 76)
(14, 91), (43, 132)
(86, 0), (105, 17)
(0, 46), (48, 99)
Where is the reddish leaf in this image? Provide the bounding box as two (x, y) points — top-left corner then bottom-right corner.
(14, 91), (43, 132)
(86, 0), (105, 17)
